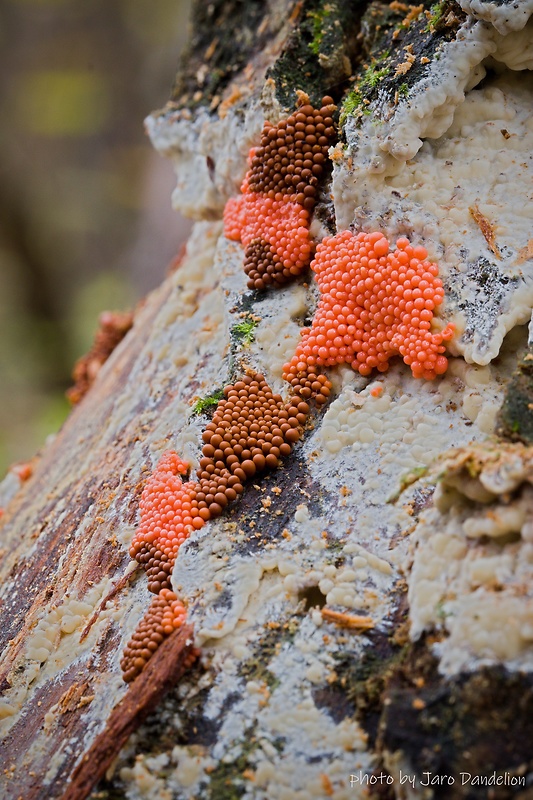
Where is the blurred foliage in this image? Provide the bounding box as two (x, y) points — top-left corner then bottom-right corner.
(15, 70), (110, 136)
(0, 0), (193, 477)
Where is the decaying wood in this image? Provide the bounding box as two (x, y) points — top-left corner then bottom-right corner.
(0, 275), (182, 800)
(61, 625), (195, 800)
(2, 0), (533, 798)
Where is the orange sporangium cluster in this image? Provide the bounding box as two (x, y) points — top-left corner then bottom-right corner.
(67, 310), (134, 405)
(224, 191), (312, 290)
(120, 589), (187, 682)
(122, 453), (200, 682)
(122, 373), (325, 682)
(283, 230), (454, 382)
(129, 450), (202, 595)
(223, 96), (337, 290)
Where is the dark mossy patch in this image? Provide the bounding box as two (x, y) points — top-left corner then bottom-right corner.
(141, 661), (227, 750)
(267, 0), (366, 109)
(312, 682), (357, 724)
(339, 0), (467, 128)
(228, 291), (261, 318)
(360, 1), (404, 50)
(330, 625), (533, 794)
(171, 0), (279, 111)
(170, 0), (364, 115)
(238, 623), (297, 691)
(332, 628), (410, 747)
(231, 317), (258, 347)
(189, 314), (260, 413)
(424, 0), (463, 33)
(308, 5), (334, 55)
(323, 589), (410, 748)
(497, 348), (533, 444)
(380, 654), (533, 796)
(191, 388), (225, 416)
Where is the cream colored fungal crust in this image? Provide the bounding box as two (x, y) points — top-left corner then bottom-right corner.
(160, 327), (521, 800)
(0, 576), (116, 731)
(408, 444), (533, 675)
(146, 82), (283, 220)
(311, 337), (516, 490)
(334, 21), (533, 366)
(254, 284), (310, 384)
(458, 0), (533, 34)
(148, 529), (375, 800)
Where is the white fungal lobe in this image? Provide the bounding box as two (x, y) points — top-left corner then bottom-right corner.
(408, 445), (533, 674)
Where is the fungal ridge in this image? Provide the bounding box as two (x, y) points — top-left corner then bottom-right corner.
(223, 96), (337, 290)
(283, 230), (454, 384)
(121, 371), (331, 682)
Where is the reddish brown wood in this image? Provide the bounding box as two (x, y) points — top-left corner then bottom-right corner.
(61, 624), (196, 800)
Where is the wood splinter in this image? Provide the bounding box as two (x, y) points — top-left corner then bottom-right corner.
(60, 624), (197, 800)
(321, 608), (375, 630)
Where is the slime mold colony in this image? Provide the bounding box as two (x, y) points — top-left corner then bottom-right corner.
(223, 97), (336, 289)
(121, 373), (330, 680)
(123, 98), (453, 681)
(284, 230), (454, 383)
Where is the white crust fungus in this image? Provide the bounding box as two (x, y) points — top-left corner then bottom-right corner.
(408, 444), (533, 674)
(0, 577), (114, 734)
(458, 0), (533, 34)
(146, 82), (282, 220)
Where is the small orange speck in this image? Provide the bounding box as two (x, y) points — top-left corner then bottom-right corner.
(321, 773), (334, 796)
(12, 462), (33, 481)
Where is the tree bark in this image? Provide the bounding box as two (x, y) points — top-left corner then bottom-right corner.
(1, 1), (533, 799)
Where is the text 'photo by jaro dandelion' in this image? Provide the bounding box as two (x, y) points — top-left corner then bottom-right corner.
(350, 770), (527, 790)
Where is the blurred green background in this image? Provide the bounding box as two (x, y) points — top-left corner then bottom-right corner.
(0, 0), (193, 477)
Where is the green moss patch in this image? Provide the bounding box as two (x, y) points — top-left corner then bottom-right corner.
(191, 389), (225, 415)
(231, 317), (258, 346)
